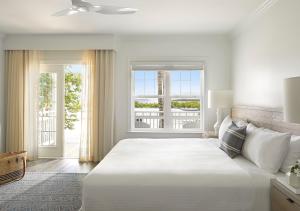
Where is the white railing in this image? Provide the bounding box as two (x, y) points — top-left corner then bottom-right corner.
(135, 110), (201, 129)
(39, 110), (56, 146)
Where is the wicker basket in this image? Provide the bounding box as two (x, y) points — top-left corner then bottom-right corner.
(0, 151), (27, 185)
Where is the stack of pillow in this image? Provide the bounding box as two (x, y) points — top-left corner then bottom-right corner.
(218, 115), (300, 174)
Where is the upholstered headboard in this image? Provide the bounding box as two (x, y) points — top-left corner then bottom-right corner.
(231, 106), (300, 135)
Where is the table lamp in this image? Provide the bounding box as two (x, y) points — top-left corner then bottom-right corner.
(208, 90), (233, 135)
(283, 77), (300, 124)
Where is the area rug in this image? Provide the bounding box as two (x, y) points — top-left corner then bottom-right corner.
(0, 172), (86, 211)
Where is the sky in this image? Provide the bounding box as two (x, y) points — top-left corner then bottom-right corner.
(134, 70), (201, 97)
(62, 67), (202, 98)
(64, 64), (84, 73)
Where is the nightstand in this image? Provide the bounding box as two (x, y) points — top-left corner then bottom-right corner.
(202, 131), (218, 139)
(271, 178), (300, 211)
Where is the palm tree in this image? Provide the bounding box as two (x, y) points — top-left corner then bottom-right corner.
(158, 71), (164, 128)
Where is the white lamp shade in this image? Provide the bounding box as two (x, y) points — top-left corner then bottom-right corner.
(208, 90), (233, 109)
(284, 77), (300, 124)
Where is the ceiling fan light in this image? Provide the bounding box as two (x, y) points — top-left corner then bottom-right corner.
(53, 0), (139, 16)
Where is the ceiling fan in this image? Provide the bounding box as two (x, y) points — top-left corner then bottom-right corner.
(53, 0), (138, 16)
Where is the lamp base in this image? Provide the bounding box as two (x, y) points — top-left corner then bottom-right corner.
(214, 122), (220, 136)
(213, 108), (223, 136)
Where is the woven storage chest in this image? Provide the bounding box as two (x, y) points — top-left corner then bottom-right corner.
(0, 151), (27, 185)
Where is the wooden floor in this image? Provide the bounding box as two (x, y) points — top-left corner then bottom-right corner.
(26, 158), (98, 173)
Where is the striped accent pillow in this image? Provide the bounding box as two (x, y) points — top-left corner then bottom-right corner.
(219, 122), (247, 158)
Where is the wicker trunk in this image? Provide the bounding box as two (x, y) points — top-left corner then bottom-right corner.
(0, 151), (27, 185)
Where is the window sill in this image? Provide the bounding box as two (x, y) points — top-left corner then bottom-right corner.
(38, 146), (57, 148)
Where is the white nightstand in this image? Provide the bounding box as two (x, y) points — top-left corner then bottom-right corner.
(271, 178), (300, 211)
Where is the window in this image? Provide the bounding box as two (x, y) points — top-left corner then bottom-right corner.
(131, 62), (205, 131)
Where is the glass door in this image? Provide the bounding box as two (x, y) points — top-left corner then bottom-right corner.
(38, 64), (84, 158)
(38, 65), (64, 158)
(63, 65), (83, 158)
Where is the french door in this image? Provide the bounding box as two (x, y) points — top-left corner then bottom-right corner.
(38, 65), (65, 158)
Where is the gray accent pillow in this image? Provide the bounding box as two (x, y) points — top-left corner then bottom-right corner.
(219, 122), (247, 158)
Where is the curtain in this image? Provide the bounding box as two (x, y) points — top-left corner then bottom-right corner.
(80, 50), (115, 162)
(5, 50), (40, 160)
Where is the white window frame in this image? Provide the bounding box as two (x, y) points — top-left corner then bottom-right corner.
(129, 60), (205, 133)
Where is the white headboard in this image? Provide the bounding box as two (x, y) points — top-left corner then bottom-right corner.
(231, 106), (300, 135)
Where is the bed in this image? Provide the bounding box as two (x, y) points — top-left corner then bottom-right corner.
(82, 138), (276, 211)
(82, 106), (300, 211)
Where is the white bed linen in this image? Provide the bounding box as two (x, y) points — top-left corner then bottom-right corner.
(82, 138), (274, 211)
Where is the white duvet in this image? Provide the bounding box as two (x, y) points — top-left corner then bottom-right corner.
(82, 138), (274, 211)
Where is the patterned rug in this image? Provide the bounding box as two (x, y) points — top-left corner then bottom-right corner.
(0, 172), (86, 211)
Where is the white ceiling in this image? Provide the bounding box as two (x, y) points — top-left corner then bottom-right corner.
(0, 0), (266, 34)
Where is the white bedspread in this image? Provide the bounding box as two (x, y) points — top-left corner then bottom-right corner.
(82, 138), (274, 211)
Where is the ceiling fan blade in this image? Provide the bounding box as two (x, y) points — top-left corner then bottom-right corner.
(96, 5), (138, 15)
(52, 8), (79, 16)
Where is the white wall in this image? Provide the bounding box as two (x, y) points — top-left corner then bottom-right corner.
(0, 34), (5, 152)
(4, 34), (115, 50)
(232, 0), (300, 108)
(2, 34), (232, 144)
(2, 0), (299, 146)
(115, 35), (232, 142)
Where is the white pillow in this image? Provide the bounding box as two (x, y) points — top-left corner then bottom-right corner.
(218, 116), (248, 139)
(235, 119), (248, 128)
(218, 115), (232, 139)
(280, 135), (300, 173)
(242, 123), (291, 173)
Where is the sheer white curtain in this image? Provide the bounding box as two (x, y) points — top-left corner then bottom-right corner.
(80, 50), (115, 162)
(5, 50), (40, 160)
(24, 51), (40, 160)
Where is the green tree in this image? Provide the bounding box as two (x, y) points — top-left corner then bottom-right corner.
(39, 69), (82, 130)
(135, 101), (159, 108)
(171, 101), (200, 110)
(135, 100), (200, 110)
(39, 73), (54, 110)
(64, 71), (82, 129)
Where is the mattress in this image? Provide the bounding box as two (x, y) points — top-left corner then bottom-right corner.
(82, 138), (275, 211)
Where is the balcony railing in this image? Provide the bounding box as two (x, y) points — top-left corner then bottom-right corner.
(135, 110), (201, 129)
(39, 110), (57, 146)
